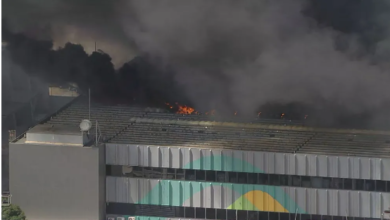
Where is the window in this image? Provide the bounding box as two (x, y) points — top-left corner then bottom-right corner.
(176, 169), (185, 180)
(355, 179), (364, 190)
(258, 212), (268, 220)
(206, 171), (216, 181)
(290, 176), (301, 187)
(270, 174), (280, 185)
(184, 207), (195, 218)
(237, 210), (248, 220)
(280, 175), (288, 186)
(227, 210), (236, 220)
(106, 165), (390, 193)
(248, 211), (258, 220)
(185, 170), (195, 180)
(301, 176), (311, 188)
(343, 178), (352, 190)
(216, 171), (226, 182)
(322, 177), (331, 188)
(195, 170), (205, 181)
(228, 172), (238, 183)
(258, 174), (269, 185)
(206, 208), (215, 219)
(238, 172), (247, 183)
(376, 180), (386, 192)
(195, 207), (205, 218)
(216, 209), (226, 219)
(279, 212), (289, 220)
(269, 212), (278, 220)
(365, 180), (375, 191)
(247, 173), (257, 184)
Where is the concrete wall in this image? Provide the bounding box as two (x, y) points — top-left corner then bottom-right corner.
(10, 142), (105, 220)
(106, 177), (390, 219)
(106, 144), (390, 181)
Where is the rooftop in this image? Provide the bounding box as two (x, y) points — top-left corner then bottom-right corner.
(21, 97), (390, 158)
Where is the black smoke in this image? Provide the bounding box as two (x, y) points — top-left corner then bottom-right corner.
(3, 0), (390, 129)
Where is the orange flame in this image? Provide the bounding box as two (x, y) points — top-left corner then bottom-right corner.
(177, 105), (195, 114)
(281, 113), (285, 119)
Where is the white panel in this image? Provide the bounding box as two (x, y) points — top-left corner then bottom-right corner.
(350, 190), (360, 217)
(308, 155), (317, 176)
(150, 146), (160, 167)
(317, 190), (328, 215)
(117, 145), (129, 165)
(339, 156), (350, 178)
(360, 191), (371, 218)
(171, 147), (181, 168)
(191, 148), (201, 169)
(232, 150), (243, 171)
(201, 149), (211, 170)
(140, 146), (150, 167)
(213, 184), (222, 209)
(244, 151), (255, 173)
(254, 151), (265, 172)
(360, 158), (371, 180)
(328, 190), (338, 216)
(370, 192), (381, 219)
(296, 188), (307, 211)
(222, 150), (233, 171)
(317, 155), (328, 177)
(307, 188), (317, 214)
(383, 158), (390, 180)
(128, 145), (139, 166)
(339, 190), (349, 217)
(182, 148), (191, 169)
(287, 154), (296, 175)
(106, 144), (116, 165)
(204, 183), (212, 208)
(224, 184), (233, 209)
(109, 144), (390, 180)
(296, 154), (307, 176)
(372, 158), (381, 180)
(161, 147), (170, 168)
(266, 152), (275, 173)
(329, 156), (339, 177)
(352, 158), (360, 179)
(106, 177), (116, 202)
(275, 153), (286, 174)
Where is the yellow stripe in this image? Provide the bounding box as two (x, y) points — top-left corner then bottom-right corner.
(244, 190), (288, 212)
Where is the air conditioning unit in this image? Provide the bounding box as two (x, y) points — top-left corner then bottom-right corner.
(122, 166), (133, 175)
(128, 217), (136, 220)
(117, 217), (125, 220)
(107, 217), (115, 220)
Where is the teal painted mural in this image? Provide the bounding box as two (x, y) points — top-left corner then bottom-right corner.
(183, 155), (263, 173)
(136, 179), (306, 214)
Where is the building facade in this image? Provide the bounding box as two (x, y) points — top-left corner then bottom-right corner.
(105, 144), (390, 220)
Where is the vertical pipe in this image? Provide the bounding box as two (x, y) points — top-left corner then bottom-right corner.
(88, 88), (91, 120)
(96, 120), (98, 145)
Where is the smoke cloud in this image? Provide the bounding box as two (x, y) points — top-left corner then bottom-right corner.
(3, 0), (390, 128)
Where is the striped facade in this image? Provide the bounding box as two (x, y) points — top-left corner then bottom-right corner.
(105, 144), (390, 219)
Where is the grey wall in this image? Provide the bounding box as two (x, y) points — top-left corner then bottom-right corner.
(10, 143), (106, 220)
(106, 144), (390, 181)
(106, 177), (390, 219)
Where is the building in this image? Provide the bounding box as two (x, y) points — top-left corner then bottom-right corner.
(2, 45), (79, 192)
(9, 97), (390, 220)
